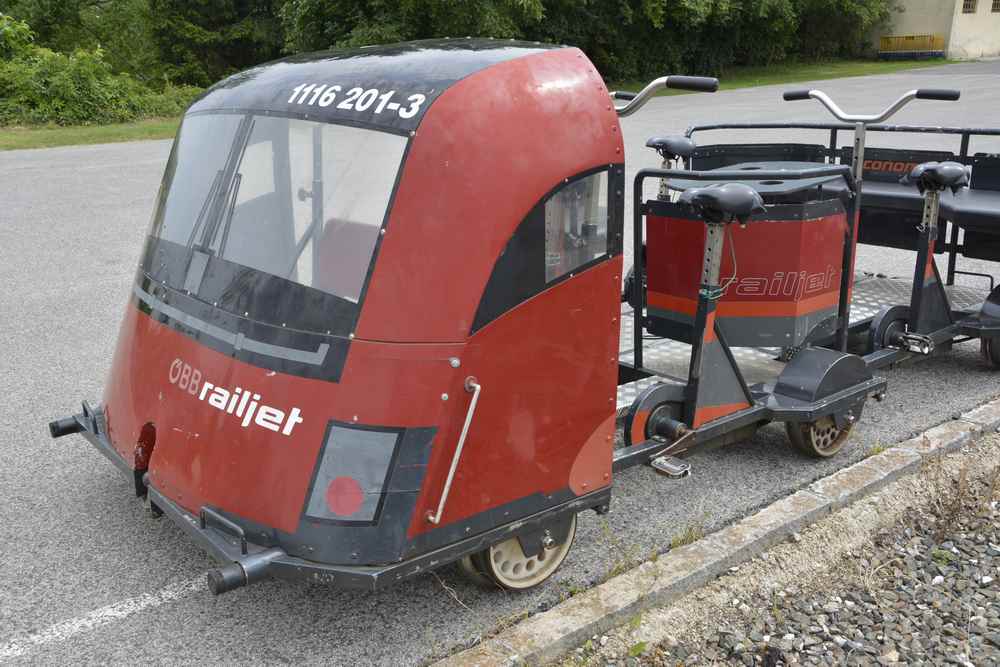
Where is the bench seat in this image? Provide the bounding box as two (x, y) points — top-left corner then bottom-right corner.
(823, 180), (956, 212)
(943, 189), (1000, 231)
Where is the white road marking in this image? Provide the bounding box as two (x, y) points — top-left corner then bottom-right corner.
(0, 576), (202, 660)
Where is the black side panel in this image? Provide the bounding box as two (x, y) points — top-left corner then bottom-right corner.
(471, 200), (547, 331)
(963, 230), (1000, 261)
(842, 146), (955, 182)
(471, 164), (624, 334)
(857, 208), (941, 252)
(971, 154), (1000, 191)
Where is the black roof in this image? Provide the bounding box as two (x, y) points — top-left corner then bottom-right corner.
(187, 38), (563, 134)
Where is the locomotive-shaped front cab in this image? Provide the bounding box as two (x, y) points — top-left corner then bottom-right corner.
(97, 39), (625, 589)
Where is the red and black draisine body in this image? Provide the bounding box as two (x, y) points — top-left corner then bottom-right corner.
(52, 40), (624, 592)
(50, 40), (886, 594)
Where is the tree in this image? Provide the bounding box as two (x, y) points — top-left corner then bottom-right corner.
(280, 0), (544, 54)
(148, 0), (284, 86)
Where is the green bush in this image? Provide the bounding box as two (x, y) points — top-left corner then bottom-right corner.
(280, 0), (895, 83)
(0, 12), (34, 59)
(0, 13), (201, 126)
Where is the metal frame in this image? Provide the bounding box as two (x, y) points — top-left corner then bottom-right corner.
(684, 121), (1000, 285)
(630, 165), (858, 355)
(614, 165), (883, 470)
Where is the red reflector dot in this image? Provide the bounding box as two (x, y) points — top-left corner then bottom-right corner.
(325, 476), (364, 517)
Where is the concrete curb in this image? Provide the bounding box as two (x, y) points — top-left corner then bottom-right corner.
(435, 399), (1000, 667)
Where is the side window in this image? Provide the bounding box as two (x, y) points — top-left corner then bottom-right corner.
(471, 167), (618, 334)
(544, 171), (609, 282)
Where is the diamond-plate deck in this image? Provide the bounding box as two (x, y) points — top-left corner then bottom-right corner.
(614, 273), (988, 411)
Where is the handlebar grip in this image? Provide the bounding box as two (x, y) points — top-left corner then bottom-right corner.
(665, 76), (719, 93)
(612, 91), (638, 101)
(915, 88), (960, 101)
(783, 89), (812, 101)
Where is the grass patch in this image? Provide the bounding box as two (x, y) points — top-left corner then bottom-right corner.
(670, 522), (705, 549)
(0, 117), (180, 151)
(611, 58), (953, 97)
(867, 442), (889, 457)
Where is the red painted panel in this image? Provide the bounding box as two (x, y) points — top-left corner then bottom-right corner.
(646, 211), (849, 319)
(102, 306), (466, 533)
(356, 48), (621, 343)
(406, 258), (621, 536)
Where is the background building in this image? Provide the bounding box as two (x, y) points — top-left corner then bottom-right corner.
(877, 0), (1000, 59)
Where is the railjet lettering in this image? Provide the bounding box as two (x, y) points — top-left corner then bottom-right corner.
(167, 358), (303, 436)
(727, 266), (838, 300)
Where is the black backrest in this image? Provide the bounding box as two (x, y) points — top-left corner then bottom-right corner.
(971, 154), (1000, 192)
(841, 147), (955, 183)
(689, 143), (828, 170)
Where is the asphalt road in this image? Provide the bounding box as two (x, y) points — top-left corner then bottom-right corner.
(2, 60), (1000, 666)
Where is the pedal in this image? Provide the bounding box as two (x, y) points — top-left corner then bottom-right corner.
(650, 455), (691, 478)
(892, 331), (934, 355)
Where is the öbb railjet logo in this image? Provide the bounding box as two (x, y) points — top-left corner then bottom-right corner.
(167, 358), (304, 436)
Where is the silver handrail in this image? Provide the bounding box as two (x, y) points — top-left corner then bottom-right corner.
(611, 75), (719, 117)
(426, 377), (481, 525)
(611, 76), (669, 117)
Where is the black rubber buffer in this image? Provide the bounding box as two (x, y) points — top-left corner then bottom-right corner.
(783, 89), (811, 101)
(49, 416), (83, 439)
(206, 564), (247, 595)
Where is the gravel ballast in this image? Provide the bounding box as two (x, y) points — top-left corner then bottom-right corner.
(566, 437), (1000, 667)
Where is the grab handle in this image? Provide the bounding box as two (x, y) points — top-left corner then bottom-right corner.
(426, 377), (482, 525)
(200, 506), (248, 555)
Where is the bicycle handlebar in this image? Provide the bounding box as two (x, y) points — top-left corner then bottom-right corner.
(782, 89), (811, 101)
(665, 75), (720, 93)
(782, 88), (960, 124)
(611, 75), (719, 117)
(916, 88), (960, 101)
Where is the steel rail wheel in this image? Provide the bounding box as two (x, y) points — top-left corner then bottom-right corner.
(460, 515), (577, 590)
(786, 417), (852, 458)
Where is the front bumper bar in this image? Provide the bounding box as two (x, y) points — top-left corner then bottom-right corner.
(52, 404), (611, 594)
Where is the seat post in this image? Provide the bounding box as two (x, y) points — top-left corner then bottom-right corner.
(657, 155), (673, 201)
(700, 222), (726, 292)
(688, 221), (727, 388)
(909, 188), (953, 333)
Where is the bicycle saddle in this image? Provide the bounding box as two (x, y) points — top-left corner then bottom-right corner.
(678, 183), (766, 224)
(645, 136), (696, 160)
(901, 161), (970, 194)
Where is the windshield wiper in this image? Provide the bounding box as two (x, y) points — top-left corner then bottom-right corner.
(186, 169), (224, 250)
(196, 116), (256, 254)
(216, 173), (243, 257)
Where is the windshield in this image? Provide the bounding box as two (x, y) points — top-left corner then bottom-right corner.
(143, 113), (407, 335)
